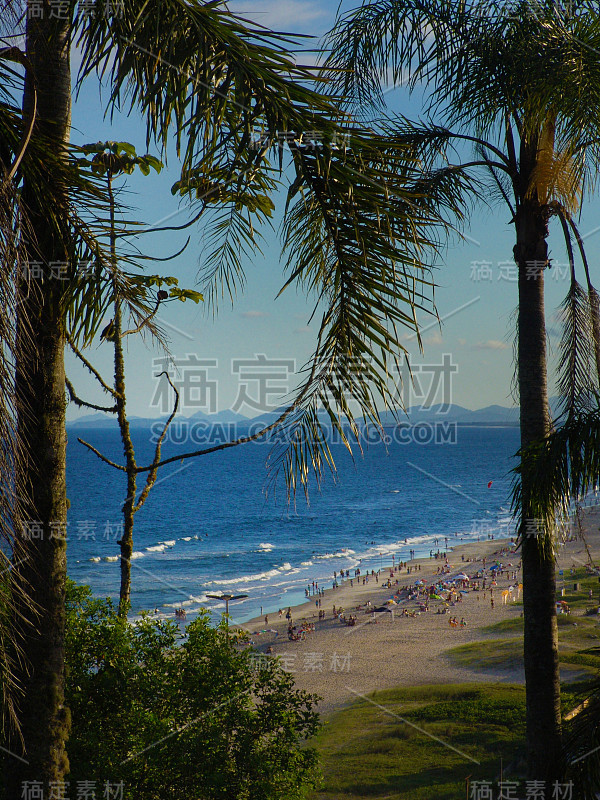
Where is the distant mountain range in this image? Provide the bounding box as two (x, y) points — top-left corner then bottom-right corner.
(67, 399), (562, 429)
(67, 408), (250, 429)
(386, 403), (521, 426)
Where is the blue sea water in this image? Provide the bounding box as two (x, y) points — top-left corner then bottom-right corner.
(66, 425), (521, 624)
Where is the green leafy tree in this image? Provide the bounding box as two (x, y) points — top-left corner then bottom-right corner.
(65, 582), (320, 800)
(1, 0), (464, 789)
(323, 0), (600, 785)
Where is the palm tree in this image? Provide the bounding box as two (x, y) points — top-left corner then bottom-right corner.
(514, 402), (600, 795)
(1, 0), (465, 789)
(324, 0), (600, 784)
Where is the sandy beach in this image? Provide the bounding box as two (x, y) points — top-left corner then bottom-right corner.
(235, 507), (600, 715)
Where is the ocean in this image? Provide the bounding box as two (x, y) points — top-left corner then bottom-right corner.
(66, 424), (521, 625)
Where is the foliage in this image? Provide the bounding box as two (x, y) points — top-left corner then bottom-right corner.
(63, 0), (475, 498)
(325, 0), (600, 541)
(0, 0), (470, 785)
(64, 582), (321, 800)
(563, 681), (600, 795)
(3, 0), (466, 504)
(323, 0), (600, 781)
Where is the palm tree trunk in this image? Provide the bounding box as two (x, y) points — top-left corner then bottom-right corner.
(5, 11), (72, 792)
(515, 198), (562, 783)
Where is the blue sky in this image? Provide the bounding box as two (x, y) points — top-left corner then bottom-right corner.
(65, 0), (600, 419)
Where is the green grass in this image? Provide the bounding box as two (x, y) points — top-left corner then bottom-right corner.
(481, 614), (577, 636)
(449, 610), (600, 678)
(310, 567), (600, 799)
(557, 566), (600, 610)
(481, 616), (524, 634)
(446, 635), (600, 675)
(313, 684), (527, 800)
(312, 680), (598, 799)
(447, 638), (522, 670)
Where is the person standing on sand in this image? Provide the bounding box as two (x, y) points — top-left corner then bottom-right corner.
(265, 615), (269, 626)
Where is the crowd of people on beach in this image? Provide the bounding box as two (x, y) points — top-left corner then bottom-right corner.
(287, 619), (316, 641)
(236, 542), (528, 663)
(251, 543), (525, 646)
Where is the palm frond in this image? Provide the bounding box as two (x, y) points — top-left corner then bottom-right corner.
(527, 119), (581, 213)
(180, 155), (280, 307)
(553, 208), (600, 420)
(588, 284), (600, 383)
(569, 216), (600, 386)
(0, 94), (45, 742)
(74, 0), (344, 171)
(556, 282), (595, 419)
(265, 129), (473, 495)
(323, 0), (473, 110)
(563, 684), (600, 798)
(511, 407), (600, 555)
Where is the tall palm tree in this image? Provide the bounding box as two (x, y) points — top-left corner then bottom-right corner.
(1, 0), (466, 790)
(324, 0), (600, 784)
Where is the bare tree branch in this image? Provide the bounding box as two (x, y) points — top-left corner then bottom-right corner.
(65, 376), (117, 413)
(134, 371), (179, 511)
(120, 295), (161, 338)
(67, 334), (119, 397)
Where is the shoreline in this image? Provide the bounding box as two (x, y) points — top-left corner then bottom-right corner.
(231, 521), (600, 716)
(241, 535), (515, 630)
(226, 531), (515, 627)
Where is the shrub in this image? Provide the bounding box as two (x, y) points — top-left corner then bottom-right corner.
(65, 582), (320, 800)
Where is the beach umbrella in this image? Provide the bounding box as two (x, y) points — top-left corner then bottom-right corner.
(415, 579), (425, 585)
(455, 573), (470, 580)
(373, 606), (393, 613)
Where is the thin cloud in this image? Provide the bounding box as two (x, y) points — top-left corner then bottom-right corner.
(472, 340), (509, 351)
(241, 310), (269, 319)
(227, 1), (329, 32)
(424, 332), (443, 345)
